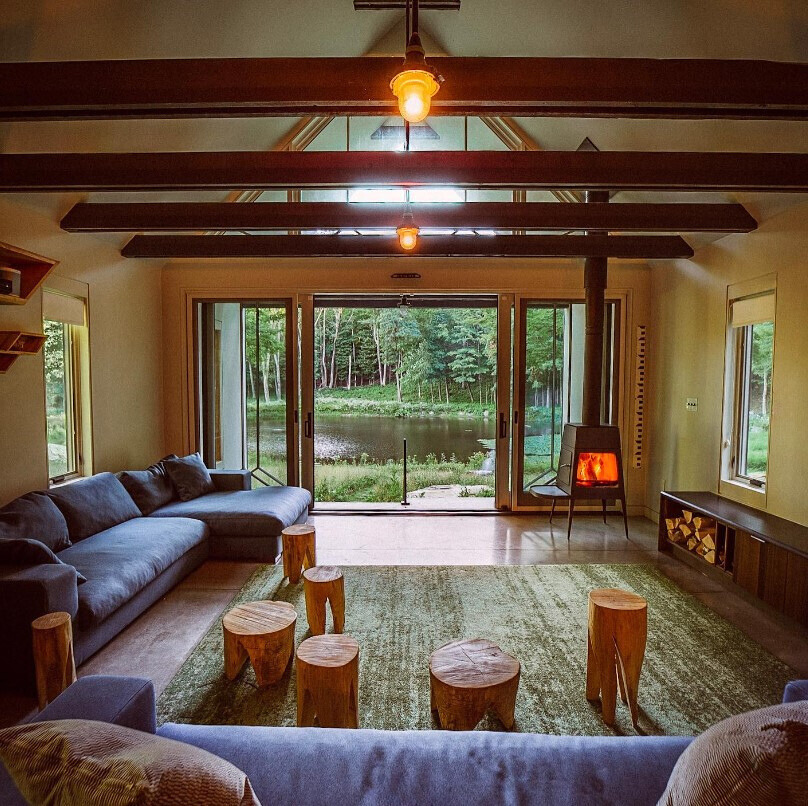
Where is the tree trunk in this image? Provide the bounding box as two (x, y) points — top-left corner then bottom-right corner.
(372, 322), (385, 386)
(329, 309), (342, 388)
(274, 353), (281, 401)
(247, 361), (256, 400)
(261, 354), (272, 404)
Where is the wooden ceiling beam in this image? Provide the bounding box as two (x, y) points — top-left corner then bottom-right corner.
(60, 201), (757, 233)
(121, 234), (693, 260)
(1, 57), (807, 121)
(4, 151), (808, 192)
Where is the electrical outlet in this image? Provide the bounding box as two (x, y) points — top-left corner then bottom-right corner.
(686, 398), (698, 412)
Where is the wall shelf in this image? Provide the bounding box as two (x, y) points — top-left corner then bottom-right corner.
(0, 330), (47, 374)
(0, 241), (58, 306)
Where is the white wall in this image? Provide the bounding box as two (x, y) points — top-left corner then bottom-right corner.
(647, 200), (808, 526)
(0, 197), (165, 505)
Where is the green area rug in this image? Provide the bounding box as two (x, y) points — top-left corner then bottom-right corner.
(157, 564), (794, 736)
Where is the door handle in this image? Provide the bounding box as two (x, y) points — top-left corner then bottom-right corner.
(499, 412), (507, 439)
(304, 411), (312, 439)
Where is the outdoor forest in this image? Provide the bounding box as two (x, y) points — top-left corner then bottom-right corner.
(244, 304), (567, 503)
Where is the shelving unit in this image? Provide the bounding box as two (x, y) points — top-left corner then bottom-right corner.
(0, 330), (47, 373)
(659, 491), (808, 627)
(0, 241), (58, 306)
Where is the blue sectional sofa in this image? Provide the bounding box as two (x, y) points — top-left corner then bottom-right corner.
(0, 468), (310, 693)
(2, 676), (806, 806)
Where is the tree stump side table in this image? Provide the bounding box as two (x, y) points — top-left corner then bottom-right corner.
(282, 524), (316, 584)
(31, 612), (76, 710)
(296, 634), (359, 728)
(586, 588), (647, 727)
(223, 600), (297, 687)
(303, 566), (345, 635)
(429, 638), (520, 731)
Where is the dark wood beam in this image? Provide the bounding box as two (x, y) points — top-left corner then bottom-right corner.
(121, 234), (693, 260)
(60, 201), (757, 233)
(5, 151), (808, 193)
(1, 58), (807, 120)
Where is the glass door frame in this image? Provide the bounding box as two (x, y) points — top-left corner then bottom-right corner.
(299, 292), (512, 510)
(189, 293), (300, 487)
(510, 293), (626, 511)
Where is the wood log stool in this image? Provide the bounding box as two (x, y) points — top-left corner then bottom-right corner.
(222, 600), (296, 687)
(282, 523), (316, 584)
(586, 588), (647, 727)
(303, 566), (345, 635)
(429, 638), (520, 731)
(31, 612), (76, 710)
(296, 634), (359, 728)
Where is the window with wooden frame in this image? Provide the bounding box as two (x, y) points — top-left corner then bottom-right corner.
(43, 291), (90, 484)
(723, 290), (775, 491)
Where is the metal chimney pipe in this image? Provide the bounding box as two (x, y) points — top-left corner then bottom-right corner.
(582, 190), (610, 427)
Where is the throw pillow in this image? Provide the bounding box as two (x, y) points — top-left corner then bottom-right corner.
(118, 462), (175, 516)
(0, 538), (86, 583)
(0, 719), (261, 806)
(658, 701), (808, 806)
(0, 491), (71, 552)
(47, 473), (142, 543)
(163, 452), (215, 502)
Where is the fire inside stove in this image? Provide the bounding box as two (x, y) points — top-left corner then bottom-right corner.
(576, 452), (619, 486)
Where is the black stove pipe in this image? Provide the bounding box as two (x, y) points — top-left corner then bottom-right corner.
(582, 190), (609, 427)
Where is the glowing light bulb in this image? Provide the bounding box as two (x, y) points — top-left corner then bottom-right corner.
(390, 69), (439, 124)
(397, 224), (419, 251)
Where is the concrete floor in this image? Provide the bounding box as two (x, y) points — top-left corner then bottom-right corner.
(3, 514), (807, 726)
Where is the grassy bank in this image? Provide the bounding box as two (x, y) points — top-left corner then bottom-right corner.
(247, 385), (555, 421)
(314, 453), (493, 502)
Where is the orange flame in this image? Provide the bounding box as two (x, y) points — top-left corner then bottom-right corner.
(576, 453), (619, 486)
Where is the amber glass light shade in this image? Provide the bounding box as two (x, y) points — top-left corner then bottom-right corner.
(390, 68), (440, 124)
(396, 224), (419, 251)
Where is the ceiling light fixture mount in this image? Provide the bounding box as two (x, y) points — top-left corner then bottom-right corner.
(390, 0), (442, 124)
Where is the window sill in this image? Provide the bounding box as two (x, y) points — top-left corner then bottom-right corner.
(719, 476), (767, 510)
(49, 474), (85, 489)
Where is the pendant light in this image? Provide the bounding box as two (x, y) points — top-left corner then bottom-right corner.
(390, 0), (441, 124)
(396, 208), (419, 251)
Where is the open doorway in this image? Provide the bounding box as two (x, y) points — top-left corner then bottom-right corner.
(311, 295), (499, 510)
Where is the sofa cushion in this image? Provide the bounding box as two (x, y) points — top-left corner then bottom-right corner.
(0, 538), (86, 583)
(163, 453), (215, 502)
(149, 485), (311, 537)
(658, 701), (808, 806)
(0, 719), (261, 806)
(47, 473), (142, 543)
(58, 517), (208, 628)
(118, 464), (175, 516)
(0, 491), (71, 551)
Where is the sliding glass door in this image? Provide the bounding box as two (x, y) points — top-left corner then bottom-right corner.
(512, 299), (619, 508)
(196, 300), (297, 487)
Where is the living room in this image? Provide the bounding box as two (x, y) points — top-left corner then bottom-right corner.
(1, 1), (807, 804)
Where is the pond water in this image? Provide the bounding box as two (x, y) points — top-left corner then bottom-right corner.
(251, 412), (496, 464)
(251, 411), (563, 465)
(314, 413), (495, 463)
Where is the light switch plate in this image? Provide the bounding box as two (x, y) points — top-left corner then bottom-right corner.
(686, 397), (698, 412)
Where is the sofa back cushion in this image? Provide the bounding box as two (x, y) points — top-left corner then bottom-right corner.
(163, 453), (215, 502)
(0, 538), (86, 583)
(118, 464), (175, 516)
(0, 719), (261, 806)
(0, 491), (71, 552)
(47, 473), (142, 543)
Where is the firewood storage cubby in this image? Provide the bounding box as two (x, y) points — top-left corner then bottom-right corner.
(659, 491), (808, 627)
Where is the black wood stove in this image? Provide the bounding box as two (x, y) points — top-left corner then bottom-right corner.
(554, 423), (629, 539)
(529, 190), (629, 539)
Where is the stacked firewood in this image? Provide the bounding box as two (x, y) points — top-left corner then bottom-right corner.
(666, 510), (718, 564)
